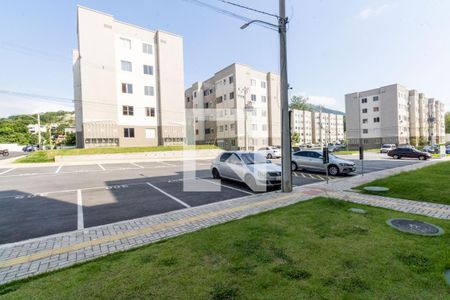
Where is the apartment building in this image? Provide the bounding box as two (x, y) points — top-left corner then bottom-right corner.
(290, 110), (344, 146)
(185, 63), (280, 150)
(73, 6), (185, 148)
(345, 84), (446, 148)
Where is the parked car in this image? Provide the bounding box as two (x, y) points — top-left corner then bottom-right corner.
(291, 150), (356, 176)
(387, 148), (431, 160)
(446, 145), (450, 155)
(22, 145), (38, 152)
(380, 144), (396, 153)
(0, 149), (9, 157)
(422, 145), (440, 154)
(256, 146), (281, 159)
(211, 151), (282, 192)
(292, 146), (301, 152)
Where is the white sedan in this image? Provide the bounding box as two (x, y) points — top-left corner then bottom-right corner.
(256, 146), (281, 159)
(211, 151), (282, 192)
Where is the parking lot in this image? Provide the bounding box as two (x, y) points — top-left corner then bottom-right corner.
(0, 157), (423, 244)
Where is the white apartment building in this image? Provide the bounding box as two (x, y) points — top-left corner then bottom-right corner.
(345, 84), (446, 148)
(27, 124), (48, 135)
(290, 110), (344, 146)
(185, 63), (280, 150)
(73, 6), (185, 148)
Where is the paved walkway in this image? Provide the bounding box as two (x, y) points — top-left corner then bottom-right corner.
(0, 157), (449, 285)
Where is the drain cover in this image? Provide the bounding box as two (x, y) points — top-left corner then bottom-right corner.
(349, 208), (367, 214)
(445, 269), (450, 286)
(364, 186), (389, 192)
(387, 219), (444, 236)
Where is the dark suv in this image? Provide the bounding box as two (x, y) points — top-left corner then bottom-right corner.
(387, 148), (431, 160)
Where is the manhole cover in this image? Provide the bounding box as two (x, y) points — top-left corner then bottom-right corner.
(348, 208), (367, 214)
(445, 269), (450, 286)
(364, 186), (390, 192)
(387, 219), (444, 236)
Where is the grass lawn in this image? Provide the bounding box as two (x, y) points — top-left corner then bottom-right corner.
(14, 145), (220, 163)
(357, 161), (450, 205)
(1, 198), (449, 299)
(334, 149), (380, 155)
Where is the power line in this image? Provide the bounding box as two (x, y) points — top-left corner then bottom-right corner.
(216, 0), (280, 19)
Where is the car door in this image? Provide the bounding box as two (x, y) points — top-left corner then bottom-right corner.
(308, 152), (324, 171)
(292, 151), (309, 169)
(404, 148), (414, 158)
(217, 152), (233, 178)
(226, 153), (245, 181)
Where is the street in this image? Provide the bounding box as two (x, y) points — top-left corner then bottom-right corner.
(0, 156), (422, 244)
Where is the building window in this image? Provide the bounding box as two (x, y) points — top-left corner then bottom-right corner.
(250, 79), (256, 86)
(205, 128), (211, 134)
(120, 38), (131, 49)
(186, 97), (190, 102)
(193, 91), (197, 98)
(373, 107), (379, 112)
(362, 129), (368, 134)
(143, 65), (154, 75)
(361, 98), (367, 104)
(374, 117), (380, 123)
(145, 128), (155, 139)
(262, 124), (268, 131)
(230, 92), (234, 99)
(230, 124), (235, 132)
(121, 60), (132, 72)
(121, 83), (133, 94)
(362, 108), (368, 113)
(223, 94), (227, 101)
(252, 124), (258, 130)
(362, 119), (368, 124)
(219, 125), (223, 132)
(123, 105), (134, 116)
(225, 125), (228, 131)
(251, 94), (257, 101)
(261, 96), (267, 103)
(261, 81), (266, 88)
(373, 96), (379, 101)
(124, 128), (135, 138)
(229, 76), (234, 84)
(216, 96), (223, 103)
(144, 86), (155, 96)
(142, 43), (153, 54)
(195, 129), (199, 135)
(145, 107), (155, 117)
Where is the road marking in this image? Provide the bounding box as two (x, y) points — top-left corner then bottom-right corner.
(315, 175), (325, 181)
(292, 172), (298, 177)
(97, 164), (106, 171)
(55, 165), (63, 174)
(197, 178), (254, 195)
(0, 168), (13, 175)
(77, 189), (84, 230)
(131, 162), (144, 169)
(158, 161), (176, 167)
(146, 182), (191, 208)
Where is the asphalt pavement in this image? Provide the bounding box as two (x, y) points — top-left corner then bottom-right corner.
(0, 156), (422, 244)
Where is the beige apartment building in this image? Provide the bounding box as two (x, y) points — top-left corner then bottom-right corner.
(290, 109), (345, 146)
(73, 6), (185, 148)
(185, 63), (281, 150)
(345, 84), (446, 148)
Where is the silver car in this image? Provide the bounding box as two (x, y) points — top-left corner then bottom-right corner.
(291, 150), (356, 176)
(211, 151), (282, 192)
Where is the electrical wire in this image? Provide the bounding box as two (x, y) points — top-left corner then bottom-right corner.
(215, 0), (280, 19)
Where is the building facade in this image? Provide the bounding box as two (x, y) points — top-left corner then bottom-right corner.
(290, 109), (344, 146)
(73, 6), (185, 148)
(185, 63), (280, 150)
(345, 84), (446, 148)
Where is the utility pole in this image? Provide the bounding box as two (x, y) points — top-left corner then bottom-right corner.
(279, 0), (292, 192)
(37, 113), (42, 149)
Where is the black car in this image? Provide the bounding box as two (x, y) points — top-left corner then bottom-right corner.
(387, 148), (431, 160)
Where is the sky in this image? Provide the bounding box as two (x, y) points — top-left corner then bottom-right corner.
(0, 0), (449, 117)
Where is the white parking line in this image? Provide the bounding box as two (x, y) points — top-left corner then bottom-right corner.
(97, 164), (106, 171)
(197, 178), (254, 195)
(0, 168), (13, 175)
(131, 162), (144, 169)
(158, 161), (176, 167)
(77, 189), (84, 230)
(55, 165), (63, 174)
(146, 182), (191, 208)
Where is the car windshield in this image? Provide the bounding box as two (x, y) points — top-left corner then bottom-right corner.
(241, 153), (268, 165)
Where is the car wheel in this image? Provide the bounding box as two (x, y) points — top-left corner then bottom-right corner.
(245, 174), (258, 192)
(418, 155), (426, 161)
(212, 168), (221, 179)
(291, 162), (298, 171)
(266, 153), (272, 159)
(393, 155), (400, 159)
(328, 165), (339, 176)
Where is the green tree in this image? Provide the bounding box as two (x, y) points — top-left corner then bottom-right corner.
(289, 95), (312, 111)
(445, 112), (450, 133)
(65, 132), (76, 146)
(291, 132), (300, 145)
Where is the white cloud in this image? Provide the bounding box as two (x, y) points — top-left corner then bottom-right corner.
(358, 4), (389, 19)
(295, 92), (341, 110)
(0, 96), (73, 118)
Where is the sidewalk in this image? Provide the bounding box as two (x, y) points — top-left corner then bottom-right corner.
(1, 157), (449, 285)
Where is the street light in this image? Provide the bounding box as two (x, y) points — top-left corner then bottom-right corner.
(239, 0), (292, 192)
